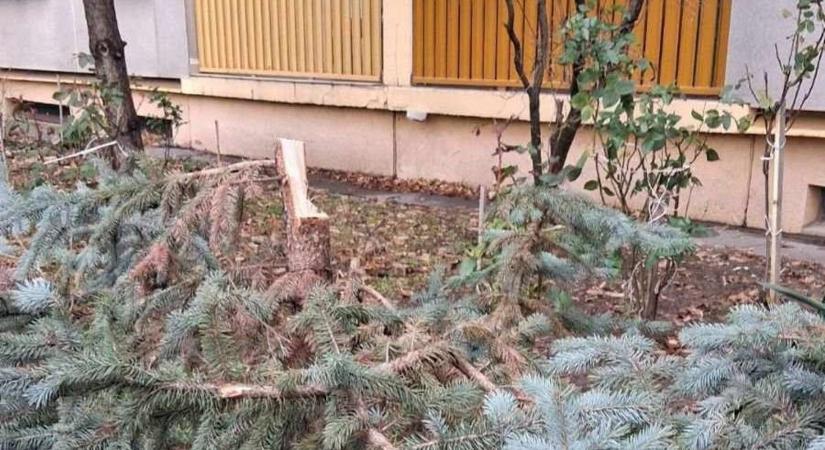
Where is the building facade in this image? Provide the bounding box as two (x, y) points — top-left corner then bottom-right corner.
(1, 0), (825, 234)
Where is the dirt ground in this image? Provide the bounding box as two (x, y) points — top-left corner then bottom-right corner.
(6, 144), (824, 326)
(301, 169), (825, 324)
(576, 247), (825, 324)
(260, 186), (825, 325)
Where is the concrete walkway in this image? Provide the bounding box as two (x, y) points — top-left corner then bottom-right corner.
(147, 146), (825, 266)
(698, 226), (825, 266)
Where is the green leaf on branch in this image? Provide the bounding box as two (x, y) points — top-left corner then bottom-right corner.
(642, 134), (666, 153)
(571, 92), (591, 110)
(601, 88), (620, 108)
(613, 79), (635, 96)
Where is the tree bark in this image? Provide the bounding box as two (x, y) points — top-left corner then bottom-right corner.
(81, 0), (143, 165)
(548, 0), (646, 174)
(505, 0), (549, 184)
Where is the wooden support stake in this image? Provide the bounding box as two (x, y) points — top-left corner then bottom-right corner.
(0, 75), (6, 181)
(214, 120), (223, 166)
(768, 103), (786, 303)
(272, 139), (331, 300)
(477, 185), (486, 270)
(57, 74), (64, 147)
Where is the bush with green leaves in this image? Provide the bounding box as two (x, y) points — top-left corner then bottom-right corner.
(561, 4), (750, 221)
(553, 3), (753, 320)
(582, 85), (749, 222)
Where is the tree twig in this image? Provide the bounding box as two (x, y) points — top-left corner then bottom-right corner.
(44, 141), (120, 165)
(366, 429), (398, 450)
(361, 285), (397, 311)
(452, 355), (498, 393)
(174, 159), (278, 181)
(179, 381), (329, 400)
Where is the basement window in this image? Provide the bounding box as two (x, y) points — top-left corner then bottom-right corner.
(140, 116), (173, 146)
(17, 101), (70, 125)
(803, 185), (825, 235)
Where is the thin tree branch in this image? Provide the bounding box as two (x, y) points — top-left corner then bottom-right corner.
(452, 355), (498, 393)
(174, 160), (278, 181)
(180, 381), (329, 400)
(504, 0), (530, 89)
(618, 0), (646, 35)
(532, 0), (550, 92)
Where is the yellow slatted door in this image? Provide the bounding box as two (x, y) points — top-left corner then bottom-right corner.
(694, 0), (720, 88)
(495, 0), (510, 82)
(642, 0), (664, 86)
(459, 0), (473, 79)
(508, 1), (525, 83)
(549, 0), (574, 87)
(470, 0), (485, 79)
(194, 0), (381, 81)
(676, 0), (700, 89)
(412, 0), (579, 88)
(651, 0), (732, 95)
(196, 0), (209, 69)
(482, 0), (497, 81)
(413, 0), (425, 78)
(522, 0), (538, 79)
(713, 0), (732, 88)
(411, 0), (732, 95)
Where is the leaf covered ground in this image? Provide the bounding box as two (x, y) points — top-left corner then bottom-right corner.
(5, 141), (824, 326)
(246, 182), (825, 325)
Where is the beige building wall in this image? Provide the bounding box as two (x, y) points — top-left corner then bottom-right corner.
(2, 0), (825, 234)
(5, 71), (824, 234)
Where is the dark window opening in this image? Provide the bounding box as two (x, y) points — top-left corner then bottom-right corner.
(14, 101), (70, 125)
(140, 116), (173, 146)
(803, 185), (825, 235)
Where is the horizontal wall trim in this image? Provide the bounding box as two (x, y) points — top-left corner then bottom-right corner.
(4, 69), (825, 140)
(0, 70), (183, 93)
(411, 76), (724, 97)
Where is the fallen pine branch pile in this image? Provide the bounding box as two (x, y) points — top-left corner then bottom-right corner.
(1, 139), (823, 450)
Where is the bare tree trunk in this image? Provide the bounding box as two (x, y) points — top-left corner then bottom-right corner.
(505, 0), (549, 185)
(81, 0), (143, 167)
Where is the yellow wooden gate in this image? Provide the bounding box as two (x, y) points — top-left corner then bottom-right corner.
(195, 0), (382, 81)
(412, 0), (731, 95)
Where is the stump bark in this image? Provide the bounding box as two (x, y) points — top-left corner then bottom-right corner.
(272, 139), (331, 300)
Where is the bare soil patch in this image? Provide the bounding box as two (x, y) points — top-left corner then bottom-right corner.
(6, 143), (824, 326)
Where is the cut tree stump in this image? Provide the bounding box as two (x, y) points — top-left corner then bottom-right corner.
(271, 139), (331, 301)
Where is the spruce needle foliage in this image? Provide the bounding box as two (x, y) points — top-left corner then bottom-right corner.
(456, 181), (692, 325)
(1, 155), (822, 450)
(0, 157), (574, 449)
(448, 303), (825, 450)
